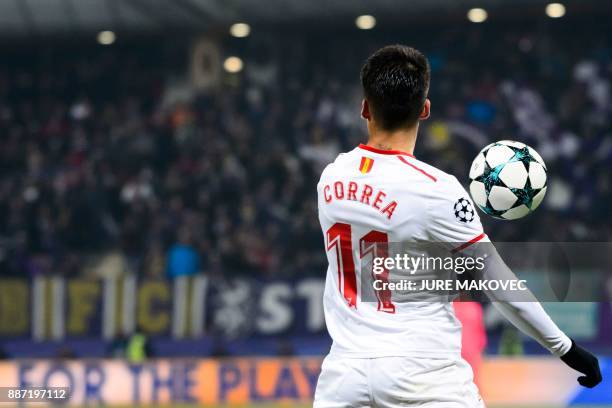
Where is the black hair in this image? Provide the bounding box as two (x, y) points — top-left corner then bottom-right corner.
(360, 45), (431, 130)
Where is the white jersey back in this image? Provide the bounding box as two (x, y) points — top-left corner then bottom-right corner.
(317, 144), (487, 358)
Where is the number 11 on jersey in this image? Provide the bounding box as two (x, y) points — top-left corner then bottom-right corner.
(326, 222), (395, 313)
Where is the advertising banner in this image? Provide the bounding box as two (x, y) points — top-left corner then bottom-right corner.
(0, 277), (327, 340)
(0, 358), (610, 406)
(0, 276), (609, 342)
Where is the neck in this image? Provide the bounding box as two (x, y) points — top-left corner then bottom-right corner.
(366, 125), (418, 155)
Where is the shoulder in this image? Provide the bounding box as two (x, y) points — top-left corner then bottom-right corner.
(394, 156), (462, 193)
(397, 158), (473, 213)
(397, 156), (449, 183)
(414, 162), (482, 234)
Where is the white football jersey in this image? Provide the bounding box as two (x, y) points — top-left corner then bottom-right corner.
(317, 144), (488, 358)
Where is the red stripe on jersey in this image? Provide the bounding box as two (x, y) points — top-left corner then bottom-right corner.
(451, 233), (486, 254)
(359, 143), (415, 157)
(397, 156), (437, 182)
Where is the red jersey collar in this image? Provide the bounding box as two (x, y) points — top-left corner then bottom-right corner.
(358, 143), (415, 158)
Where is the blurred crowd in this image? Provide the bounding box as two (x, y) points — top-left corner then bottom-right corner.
(1, 22), (611, 279)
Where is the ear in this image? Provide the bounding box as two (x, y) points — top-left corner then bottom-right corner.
(361, 99), (371, 120)
(419, 99), (431, 120)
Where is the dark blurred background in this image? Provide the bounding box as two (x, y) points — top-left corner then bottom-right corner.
(2, 1), (612, 279)
(0, 2), (611, 404)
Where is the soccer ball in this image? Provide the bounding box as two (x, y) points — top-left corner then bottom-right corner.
(468, 140), (547, 220)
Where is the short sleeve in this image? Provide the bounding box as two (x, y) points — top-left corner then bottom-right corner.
(426, 176), (488, 251)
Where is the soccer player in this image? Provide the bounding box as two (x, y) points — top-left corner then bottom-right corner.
(314, 45), (601, 408)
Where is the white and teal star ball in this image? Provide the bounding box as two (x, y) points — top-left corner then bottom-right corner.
(468, 140), (547, 220)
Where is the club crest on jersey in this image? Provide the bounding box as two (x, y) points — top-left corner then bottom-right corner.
(359, 157), (374, 174)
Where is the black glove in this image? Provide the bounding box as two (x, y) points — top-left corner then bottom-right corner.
(560, 339), (602, 388)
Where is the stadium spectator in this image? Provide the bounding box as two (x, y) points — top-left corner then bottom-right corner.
(0, 25), (611, 280)
(166, 228), (201, 278)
